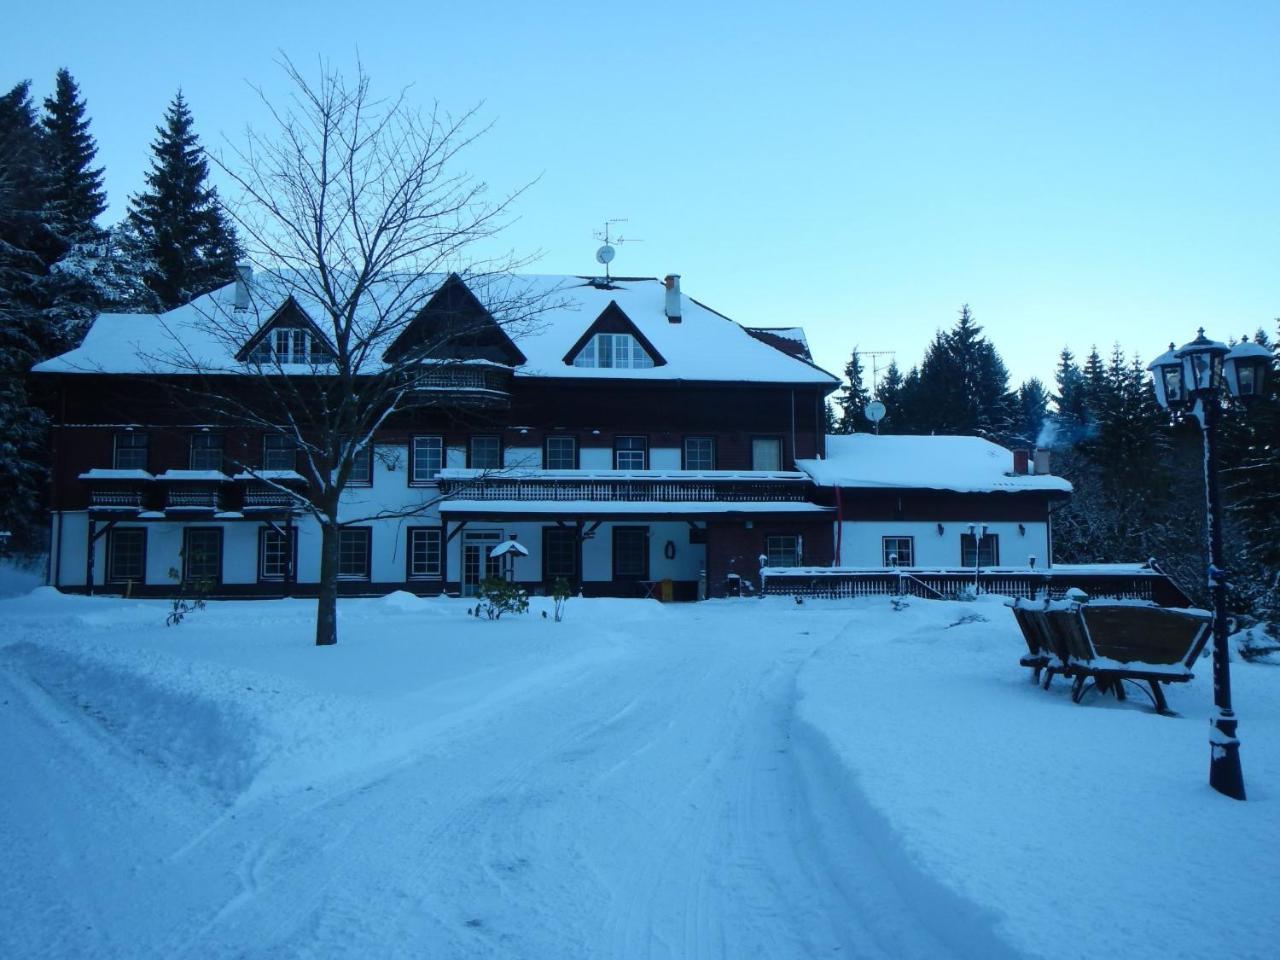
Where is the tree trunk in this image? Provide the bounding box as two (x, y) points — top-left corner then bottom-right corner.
(316, 518), (340, 646)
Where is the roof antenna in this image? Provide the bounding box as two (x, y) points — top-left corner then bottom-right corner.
(593, 219), (641, 282)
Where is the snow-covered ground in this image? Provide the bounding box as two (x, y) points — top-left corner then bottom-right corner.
(1, 590), (1276, 959)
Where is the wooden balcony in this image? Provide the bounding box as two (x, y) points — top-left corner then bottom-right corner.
(242, 487), (303, 511)
(409, 365), (512, 407)
(437, 472), (811, 503)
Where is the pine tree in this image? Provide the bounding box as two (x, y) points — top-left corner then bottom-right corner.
(1013, 378), (1049, 448)
(127, 92), (240, 309)
(907, 305), (1016, 438)
(0, 81), (55, 553)
(834, 347), (871, 433)
(874, 360), (906, 434)
(41, 68), (106, 246)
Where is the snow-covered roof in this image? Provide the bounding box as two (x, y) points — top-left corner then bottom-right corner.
(78, 469), (154, 481)
(796, 434), (1072, 494)
(155, 470), (231, 482)
(34, 273), (837, 387)
(490, 540), (530, 558)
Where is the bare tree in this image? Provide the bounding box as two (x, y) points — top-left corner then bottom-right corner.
(156, 58), (546, 646)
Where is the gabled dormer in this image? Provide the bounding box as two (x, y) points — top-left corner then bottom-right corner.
(236, 296), (335, 365)
(563, 301), (666, 369)
(383, 273), (527, 366)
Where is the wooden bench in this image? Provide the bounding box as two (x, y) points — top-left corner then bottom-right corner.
(1010, 595), (1212, 714)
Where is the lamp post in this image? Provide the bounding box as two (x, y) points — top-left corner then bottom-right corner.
(1148, 330), (1272, 801)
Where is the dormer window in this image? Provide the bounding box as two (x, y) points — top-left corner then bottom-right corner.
(572, 333), (655, 369)
(251, 327), (326, 365)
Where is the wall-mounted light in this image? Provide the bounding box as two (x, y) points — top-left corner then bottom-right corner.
(936, 523), (944, 536)
(1018, 523), (1026, 536)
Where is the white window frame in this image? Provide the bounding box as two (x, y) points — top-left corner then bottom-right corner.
(113, 431), (149, 471)
(573, 333), (654, 369)
(262, 434), (297, 471)
(882, 536), (914, 567)
(614, 436), (648, 470)
(411, 435), (444, 484)
(469, 435), (501, 470)
(189, 432), (224, 471)
(408, 527), (443, 580)
(259, 527), (292, 581)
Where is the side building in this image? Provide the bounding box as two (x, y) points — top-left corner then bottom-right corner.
(34, 272), (842, 599)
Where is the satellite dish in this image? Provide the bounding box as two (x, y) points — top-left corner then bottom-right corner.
(596, 244), (616, 265)
(865, 400), (886, 423)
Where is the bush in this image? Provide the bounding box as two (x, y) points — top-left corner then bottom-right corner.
(473, 577), (529, 620)
(551, 577), (571, 622)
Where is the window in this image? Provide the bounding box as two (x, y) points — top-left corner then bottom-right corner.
(882, 536), (914, 567)
(259, 527), (292, 581)
(407, 527), (443, 580)
(411, 435), (444, 484)
(183, 528), (222, 584)
(764, 535), (801, 568)
(752, 437), (783, 471)
(544, 435), (578, 470)
(262, 434), (297, 471)
(613, 526), (649, 580)
(683, 437), (715, 471)
(190, 433), (224, 471)
(113, 431), (149, 471)
(251, 326), (327, 365)
(572, 333), (655, 369)
(614, 436), (648, 470)
(543, 527), (578, 582)
(338, 527), (371, 580)
(469, 435), (501, 470)
(961, 533), (1000, 567)
(347, 442), (372, 487)
(107, 528), (146, 583)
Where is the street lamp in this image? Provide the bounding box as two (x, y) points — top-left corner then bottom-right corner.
(1148, 330), (1272, 801)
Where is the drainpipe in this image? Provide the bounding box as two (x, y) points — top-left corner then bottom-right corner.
(834, 486), (844, 566)
(789, 390), (796, 467)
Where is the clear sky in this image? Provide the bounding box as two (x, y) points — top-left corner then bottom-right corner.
(7, 0), (1278, 392)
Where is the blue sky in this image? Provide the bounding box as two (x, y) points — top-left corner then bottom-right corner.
(7, 0), (1278, 392)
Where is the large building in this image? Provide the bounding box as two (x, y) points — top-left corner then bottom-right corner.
(33, 270), (1069, 599)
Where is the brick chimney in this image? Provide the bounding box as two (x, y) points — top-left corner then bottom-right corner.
(1012, 449), (1030, 475)
(1033, 448), (1051, 475)
(664, 274), (681, 323)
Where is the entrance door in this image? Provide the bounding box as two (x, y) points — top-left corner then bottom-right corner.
(462, 530), (503, 596)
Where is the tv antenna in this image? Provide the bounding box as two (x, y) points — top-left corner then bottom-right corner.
(593, 219), (641, 280)
(862, 350), (896, 391)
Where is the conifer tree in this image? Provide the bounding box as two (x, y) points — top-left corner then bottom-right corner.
(41, 69), (106, 245)
(834, 347), (871, 433)
(873, 360), (906, 434)
(1014, 378), (1049, 447)
(127, 92), (240, 309)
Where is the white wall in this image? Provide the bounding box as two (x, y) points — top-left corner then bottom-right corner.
(504, 446), (541, 468)
(650, 447), (680, 470)
(836, 521), (1050, 569)
(580, 447), (611, 470)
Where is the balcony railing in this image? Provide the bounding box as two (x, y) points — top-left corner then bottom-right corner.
(88, 490), (144, 510)
(410, 365), (512, 405)
(438, 475), (810, 503)
(243, 488), (302, 510)
(165, 488), (222, 511)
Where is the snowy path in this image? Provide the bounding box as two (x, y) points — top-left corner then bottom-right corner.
(0, 600), (1022, 959)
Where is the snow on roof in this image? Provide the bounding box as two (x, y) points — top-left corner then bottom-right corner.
(78, 469), (154, 481)
(796, 434), (1072, 494)
(155, 470), (232, 482)
(490, 540), (530, 558)
(34, 273), (837, 387)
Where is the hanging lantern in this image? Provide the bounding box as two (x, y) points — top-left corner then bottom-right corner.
(1174, 329), (1229, 395)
